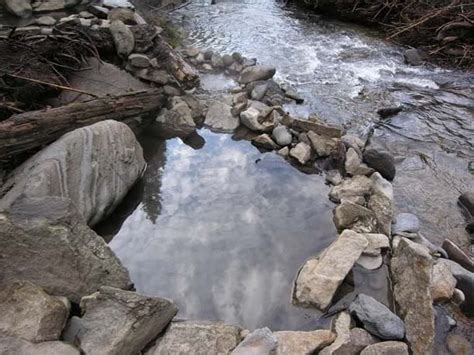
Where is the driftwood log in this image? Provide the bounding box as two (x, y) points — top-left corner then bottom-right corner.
(0, 90), (166, 160)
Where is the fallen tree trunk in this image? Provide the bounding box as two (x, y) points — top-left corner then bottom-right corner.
(0, 90), (166, 160)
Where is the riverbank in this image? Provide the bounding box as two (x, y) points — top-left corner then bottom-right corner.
(293, 0), (473, 69)
(0, 0), (473, 354)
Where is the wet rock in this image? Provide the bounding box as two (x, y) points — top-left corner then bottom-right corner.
(377, 106), (403, 119)
(442, 239), (474, 272)
(459, 191), (474, 215)
(293, 230), (368, 310)
(152, 102), (196, 138)
(329, 175), (373, 203)
(33, 0), (80, 12)
(0, 335), (79, 355)
(231, 327), (277, 355)
(0, 120), (145, 226)
(4, 0), (32, 17)
(251, 83), (268, 101)
(356, 254), (383, 270)
(368, 172), (393, 236)
(360, 341), (409, 355)
(333, 200), (377, 233)
(222, 54), (234, 67)
(36, 16), (56, 26)
(211, 53), (224, 68)
(391, 238), (434, 354)
(307, 131), (338, 158)
(446, 334), (472, 355)
(431, 260), (456, 302)
(289, 142), (312, 165)
(252, 134), (279, 150)
(203, 49), (213, 60)
(274, 330), (335, 355)
(278, 146), (289, 157)
(404, 48), (423, 66)
(240, 107), (272, 132)
(363, 148), (396, 181)
(272, 125), (292, 146)
(391, 213), (420, 236)
(349, 294), (405, 340)
(148, 321), (242, 355)
(291, 118), (343, 138)
(205, 101), (239, 133)
(109, 20), (135, 57)
(232, 52), (243, 63)
(239, 65), (276, 84)
(330, 328), (379, 355)
(66, 287), (177, 355)
(0, 197), (131, 303)
(326, 170), (343, 186)
(285, 89), (304, 104)
(128, 53), (151, 68)
(108, 8), (136, 25)
(345, 148), (374, 176)
(319, 312), (351, 355)
(163, 85), (182, 96)
(0, 281), (69, 342)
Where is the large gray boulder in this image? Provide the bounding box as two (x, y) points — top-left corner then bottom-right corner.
(391, 238), (434, 354)
(293, 230), (368, 310)
(65, 287), (177, 355)
(0, 120), (146, 227)
(274, 330), (335, 355)
(4, 0), (32, 18)
(238, 65), (276, 84)
(110, 20), (135, 57)
(148, 321), (242, 355)
(349, 294), (405, 340)
(0, 281), (69, 342)
(0, 335), (79, 355)
(0, 197), (131, 303)
(205, 101), (240, 133)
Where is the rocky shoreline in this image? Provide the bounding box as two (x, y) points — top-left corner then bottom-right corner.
(1, 0), (473, 354)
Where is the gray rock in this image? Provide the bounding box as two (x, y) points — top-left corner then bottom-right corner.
(79, 11), (94, 19)
(66, 287), (177, 355)
(232, 52), (243, 63)
(152, 102), (196, 138)
(333, 200), (378, 233)
(88, 5), (109, 19)
(108, 8), (136, 25)
(110, 20), (135, 57)
(342, 134), (365, 151)
(330, 328), (379, 355)
(252, 134), (279, 150)
(163, 85), (182, 96)
(291, 118), (343, 138)
(239, 65), (276, 84)
(135, 69), (169, 85)
(326, 170), (343, 186)
(293, 230), (368, 310)
(272, 126), (292, 146)
(345, 148), (374, 176)
(147, 321), (242, 355)
(251, 83), (268, 101)
(360, 341), (409, 355)
(459, 191), (474, 216)
(356, 254), (383, 270)
(319, 312), (351, 355)
(329, 175), (373, 203)
(0, 281), (69, 342)
(289, 142), (312, 165)
(391, 238), (434, 354)
(211, 53), (224, 68)
(205, 101), (239, 133)
(284, 89), (304, 104)
(349, 294), (405, 340)
(307, 131), (338, 158)
(391, 213), (420, 235)
(128, 53), (150, 68)
(362, 233), (390, 256)
(452, 288), (465, 305)
(436, 258), (474, 312)
(233, 92), (248, 105)
(430, 260), (456, 302)
(275, 330), (335, 355)
(368, 172), (393, 236)
(0, 197), (132, 303)
(363, 148), (396, 181)
(240, 107), (273, 132)
(442, 239), (474, 272)
(36, 16), (57, 26)
(4, 0), (32, 17)
(222, 54), (234, 67)
(0, 335), (79, 355)
(0, 120), (145, 226)
(231, 102), (248, 117)
(231, 327), (277, 355)
(277, 146), (289, 157)
(404, 48), (423, 66)
(446, 334), (473, 355)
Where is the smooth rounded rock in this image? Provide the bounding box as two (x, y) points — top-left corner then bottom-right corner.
(272, 126), (292, 146)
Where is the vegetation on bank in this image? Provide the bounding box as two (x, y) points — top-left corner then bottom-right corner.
(294, 0), (473, 68)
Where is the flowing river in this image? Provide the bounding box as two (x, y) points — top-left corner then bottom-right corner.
(101, 0), (474, 331)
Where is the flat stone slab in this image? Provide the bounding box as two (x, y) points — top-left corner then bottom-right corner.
(293, 230), (368, 310)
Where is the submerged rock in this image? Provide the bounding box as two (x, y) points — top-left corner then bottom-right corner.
(363, 148), (396, 181)
(274, 330), (335, 355)
(391, 238), (434, 354)
(349, 294), (405, 340)
(238, 65), (276, 84)
(0, 197), (132, 303)
(0, 335), (79, 355)
(148, 321), (242, 355)
(0, 281), (69, 342)
(293, 230), (368, 310)
(289, 142), (312, 165)
(205, 101), (239, 133)
(65, 287), (177, 355)
(231, 327), (277, 355)
(360, 341), (409, 355)
(0, 120), (146, 227)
